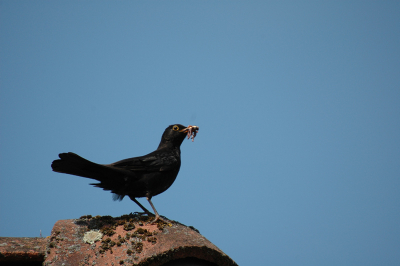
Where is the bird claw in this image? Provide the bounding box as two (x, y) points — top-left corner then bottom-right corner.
(147, 215), (169, 225)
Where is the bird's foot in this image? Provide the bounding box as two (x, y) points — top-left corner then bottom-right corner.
(147, 214), (169, 225)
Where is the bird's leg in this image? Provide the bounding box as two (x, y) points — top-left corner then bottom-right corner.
(146, 196), (168, 224)
(129, 195), (154, 216)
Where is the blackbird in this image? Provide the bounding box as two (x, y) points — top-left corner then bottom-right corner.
(51, 124), (199, 222)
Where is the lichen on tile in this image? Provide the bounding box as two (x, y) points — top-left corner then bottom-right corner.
(83, 230), (103, 244)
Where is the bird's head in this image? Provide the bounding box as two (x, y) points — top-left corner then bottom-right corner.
(157, 124), (199, 149)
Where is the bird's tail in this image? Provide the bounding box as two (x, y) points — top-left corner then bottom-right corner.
(51, 152), (113, 181)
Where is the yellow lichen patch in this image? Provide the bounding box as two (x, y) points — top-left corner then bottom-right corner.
(83, 230), (103, 244)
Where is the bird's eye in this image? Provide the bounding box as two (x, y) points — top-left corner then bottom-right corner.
(172, 125), (179, 131)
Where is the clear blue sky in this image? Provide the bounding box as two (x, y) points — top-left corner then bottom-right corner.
(1, 1), (399, 265)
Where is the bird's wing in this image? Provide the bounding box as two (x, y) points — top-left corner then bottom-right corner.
(109, 149), (180, 172)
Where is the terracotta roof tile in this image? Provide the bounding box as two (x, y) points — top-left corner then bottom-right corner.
(0, 236), (46, 262)
(42, 214), (237, 266)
